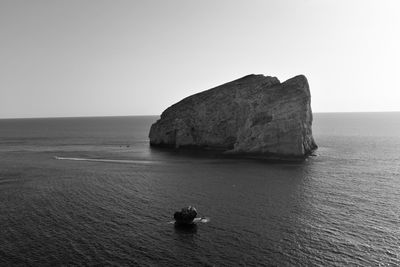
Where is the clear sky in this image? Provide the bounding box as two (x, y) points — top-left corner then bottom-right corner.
(1, 0), (399, 118)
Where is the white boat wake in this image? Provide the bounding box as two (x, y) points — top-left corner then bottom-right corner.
(54, 156), (159, 165)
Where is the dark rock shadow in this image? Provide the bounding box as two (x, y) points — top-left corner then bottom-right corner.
(149, 145), (310, 164)
(173, 223), (198, 235)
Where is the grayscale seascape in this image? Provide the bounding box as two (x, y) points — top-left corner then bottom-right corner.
(1, 0), (400, 265)
(1, 113), (399, 266)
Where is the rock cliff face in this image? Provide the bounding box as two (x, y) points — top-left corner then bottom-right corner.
(149, 74), (317, 159)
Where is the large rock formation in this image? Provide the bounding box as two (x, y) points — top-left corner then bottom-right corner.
(149, 74), (317, 159)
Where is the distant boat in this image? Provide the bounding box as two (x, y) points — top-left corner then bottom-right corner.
(192, 217), (210, 223)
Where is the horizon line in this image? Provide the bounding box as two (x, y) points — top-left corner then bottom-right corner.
(0, 110), (399, 120)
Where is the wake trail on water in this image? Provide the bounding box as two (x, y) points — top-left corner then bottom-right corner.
(54, 156), (160, 165)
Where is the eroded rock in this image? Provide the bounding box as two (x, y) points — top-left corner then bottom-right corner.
(149, 74), (317, 159)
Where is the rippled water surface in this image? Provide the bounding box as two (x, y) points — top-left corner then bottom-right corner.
(0, 113), (399, 266)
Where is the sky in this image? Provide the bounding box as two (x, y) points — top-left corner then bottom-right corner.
(0, 0), (399, 118)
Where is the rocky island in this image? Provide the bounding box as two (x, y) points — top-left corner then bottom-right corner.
(173, 206), (198, 225)
(149, 74), (317, 160)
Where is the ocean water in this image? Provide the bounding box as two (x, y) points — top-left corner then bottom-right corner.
(0, 113), (399, 266)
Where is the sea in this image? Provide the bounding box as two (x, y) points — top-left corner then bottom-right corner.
(0, 113), (399, 266)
